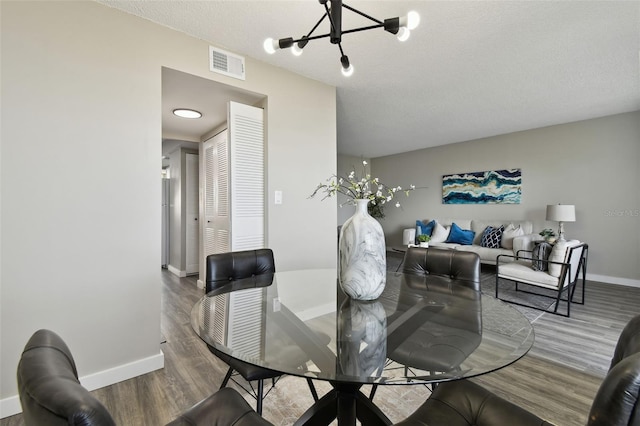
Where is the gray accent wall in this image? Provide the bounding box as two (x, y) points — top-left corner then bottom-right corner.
(1, 1), (336, 411)
(371, 111), (640, 285)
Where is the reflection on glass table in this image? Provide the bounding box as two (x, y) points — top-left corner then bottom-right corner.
(191, 269), (534, 425)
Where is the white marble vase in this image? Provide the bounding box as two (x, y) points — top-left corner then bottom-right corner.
(339, 199), (386, 300)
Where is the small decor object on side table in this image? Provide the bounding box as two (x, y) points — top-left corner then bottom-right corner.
(310, 160), (415, 300)
(539, 228), (557, 244)
(417, 234), (430, 248)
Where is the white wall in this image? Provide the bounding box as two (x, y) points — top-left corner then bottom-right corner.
(372, 111), (640, 285)
(0, 1), (336, 415)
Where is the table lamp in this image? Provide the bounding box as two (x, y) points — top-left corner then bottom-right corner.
(546, 204), (575, 242)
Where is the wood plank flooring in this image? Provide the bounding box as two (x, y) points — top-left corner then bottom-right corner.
(2, 267), (639, 426)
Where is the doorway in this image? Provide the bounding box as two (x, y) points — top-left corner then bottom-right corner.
(161, 67), (266, 283)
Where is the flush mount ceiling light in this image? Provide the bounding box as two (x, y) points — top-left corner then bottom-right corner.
(263, 0), (419, 77)
(173, 108), (202, 119)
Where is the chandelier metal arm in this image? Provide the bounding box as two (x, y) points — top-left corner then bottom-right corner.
(342, 3), (383, 25)
(306, 13), (328, 39)
(290, 23), (385, 45)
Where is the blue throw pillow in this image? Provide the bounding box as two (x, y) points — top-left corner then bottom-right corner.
(416, 220), (436, 236)
(446, 222), (475, 245)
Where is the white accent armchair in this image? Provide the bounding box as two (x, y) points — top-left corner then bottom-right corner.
(496, 240), (587, 317)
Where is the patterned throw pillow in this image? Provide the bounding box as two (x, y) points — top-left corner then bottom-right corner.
(481, 225), (504, 249)
(532, 242), (553, 271)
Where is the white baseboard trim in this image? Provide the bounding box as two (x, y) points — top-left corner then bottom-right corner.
(0, 397), (21, 420)
(196, 279), (205, 289)
(168, 265), (186, 277)
(587, 273), (640, 288)
(0, 351), (164, 419)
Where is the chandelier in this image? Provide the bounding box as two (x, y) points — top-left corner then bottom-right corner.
(263, 0), (420, 77)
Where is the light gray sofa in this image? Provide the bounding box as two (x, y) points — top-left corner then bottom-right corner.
(413, 218), (541, 265)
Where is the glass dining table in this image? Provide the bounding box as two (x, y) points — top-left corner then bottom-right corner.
(191, 269), (534, 425)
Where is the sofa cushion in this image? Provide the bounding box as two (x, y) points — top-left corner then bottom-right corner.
(446, 223), (475, 245)
(430, 222), (451, 242)
(502, 223), (525, 249)
(498, 261), (561, 289)
(429, 242), (459, 250)
(456, 245), (513, 263)
(481, 226), (504, 249)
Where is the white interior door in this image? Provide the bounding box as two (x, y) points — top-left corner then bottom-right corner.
(186, 153), (199, 274)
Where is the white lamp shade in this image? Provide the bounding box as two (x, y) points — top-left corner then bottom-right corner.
(546, 204), (576, 222)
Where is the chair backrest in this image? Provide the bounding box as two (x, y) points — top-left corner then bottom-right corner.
(587, 314), (640, 425)
(205, 248), (275, 293)
(401, 247), (480, 291)
(561, 243), (586, 288)
(17, 329), (116, 426)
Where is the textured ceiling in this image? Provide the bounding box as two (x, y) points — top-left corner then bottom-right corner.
(97, 1), (640, 158)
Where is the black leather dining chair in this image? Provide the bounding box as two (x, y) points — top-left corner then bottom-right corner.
(371, 247), (482, 400)
(395, 313), (640, 426)
(205, 248), (318, 415)
(401, 246), (481, 291)
(17, 329), (271, 426)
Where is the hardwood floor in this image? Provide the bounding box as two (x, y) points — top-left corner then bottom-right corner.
(2, 267), (639, 425)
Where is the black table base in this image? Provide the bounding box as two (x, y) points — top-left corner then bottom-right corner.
(294, 382), (392, 426)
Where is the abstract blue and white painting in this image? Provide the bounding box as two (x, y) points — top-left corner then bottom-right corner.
(442, 169), (521, 204)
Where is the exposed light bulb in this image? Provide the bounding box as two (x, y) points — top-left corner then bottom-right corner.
(399, 11), (420, 31)
(292, 36), (309, 57)
(407, 11), (420, 30)
(341, 64), (354, 77)
(263, 38), (277, 54)
(291, 44), (304, 56)
(397, 27), (410, 42)
(340, 55), (354, 77)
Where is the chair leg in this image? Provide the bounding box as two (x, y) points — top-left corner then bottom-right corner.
(369, 384), (378, 400)
(306, 378), (319, 402)
(220, 367), (233, 389)
(553, 288), (562, 314)
(256, 379), (264, 415)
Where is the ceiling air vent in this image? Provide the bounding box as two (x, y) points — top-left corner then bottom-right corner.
(209, 46), (245, 81)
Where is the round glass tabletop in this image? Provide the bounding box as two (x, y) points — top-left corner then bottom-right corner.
(191, 269), (534, 385)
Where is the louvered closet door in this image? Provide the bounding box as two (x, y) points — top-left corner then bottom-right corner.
(201, 102), (264, 279)
(203, 130), (230, 263)
(228, 101), (265, 250)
